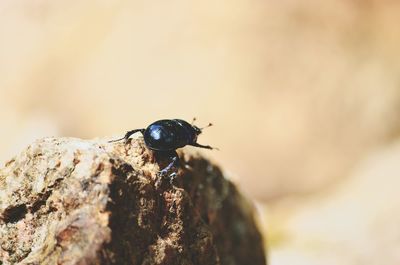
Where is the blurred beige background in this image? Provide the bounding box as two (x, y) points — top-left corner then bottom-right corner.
(1, 0), (400, 264)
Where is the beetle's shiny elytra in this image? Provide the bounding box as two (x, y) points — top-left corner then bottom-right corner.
(144, 119), (202, 151)
(109, 119), (216, 180)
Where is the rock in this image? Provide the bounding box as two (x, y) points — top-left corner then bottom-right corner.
(0, 137), (266, 265)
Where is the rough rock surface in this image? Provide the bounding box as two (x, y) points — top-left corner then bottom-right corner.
(0, 137), (266, 265)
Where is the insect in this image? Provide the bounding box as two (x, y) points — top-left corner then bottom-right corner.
(109, 118), (216, 180)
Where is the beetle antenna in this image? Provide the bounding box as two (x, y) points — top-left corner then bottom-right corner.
(200, 123), (213, 130)
(191, 117), (197, 125)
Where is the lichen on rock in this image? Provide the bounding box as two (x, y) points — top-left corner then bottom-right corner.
(0, 137), (266, 265)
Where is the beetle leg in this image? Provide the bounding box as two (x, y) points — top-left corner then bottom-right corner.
(159, 152), (180, 178)
(169, 172), (177, 185)
(108, 129), (145, 143)
(189, 142), (219, 150)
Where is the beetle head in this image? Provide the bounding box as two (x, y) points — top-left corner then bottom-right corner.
(193, 122), (212, 135)
(191, 122), (213, 143)
(193, 125), (202, 135)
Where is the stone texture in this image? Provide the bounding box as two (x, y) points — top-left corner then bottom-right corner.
(0, 137), (266, 265)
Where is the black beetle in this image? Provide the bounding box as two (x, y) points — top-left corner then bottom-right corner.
(109, 118), (216, 179)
